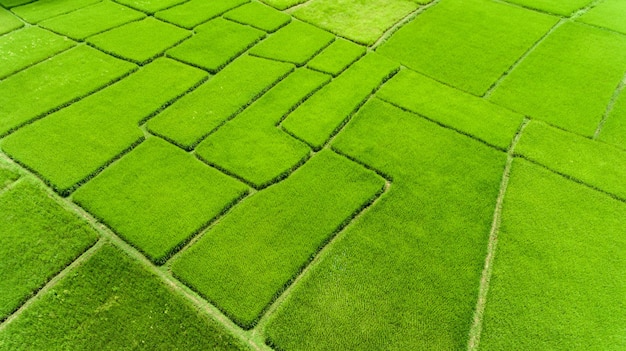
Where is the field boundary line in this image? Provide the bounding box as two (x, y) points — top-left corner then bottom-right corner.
(466, 117), (529, 351)
(593, 72), (626, 139)
(371, 0), (441, 50)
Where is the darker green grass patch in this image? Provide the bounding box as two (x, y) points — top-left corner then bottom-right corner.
(0, 180), (98, 321)
(282, 52), (399, 150)
(72, 138), (248, 264)
(307, 38), (365, 76)
(172, 150), (385, 328)
(578, 0), (626, 35)
(266, 98), (505, 350)
(114, 0), (187, 14)
(479, 159), (626, 350)
(378, 0), (558, 96)
(504, 0), (593, 16)
(168, 18), (265, 73)
(0, 27), (74, 80)
(249, 20), (335, 66)
(490, 22), (626, 136)
(223, 2), (291, 32)
(155, 0), (248, 29)
(11, 0), (101, 23)
(0, 8), (24, 35)
(87, 17), (191, 64)
(1, 58), (206, 195)
(39, 1), (146, 40)
(0, 244), (252, 350)
(148, 55), (294, 149)
(0, 45), (136, 137)
(376, 68), (524, 150)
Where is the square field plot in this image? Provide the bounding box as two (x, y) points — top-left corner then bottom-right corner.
(0, 244), (251, 350)
(72, 138), (248, 264)
(480, 159), (626, 350)
(87, 17), (190, 64)
(0, 180), (97, 320)
(378, 0), (558, 96)
(490, 22), (626, 136)
(223, 2), (290, 32)
(293, 0), (425, 45)
(307, 38), (366, 76)
(578, 0), (626, 35)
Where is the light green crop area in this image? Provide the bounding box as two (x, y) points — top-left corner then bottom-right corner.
(0, 166), (19, 189)
(249, 20), (335, 66)
(307, 38), (365, 76)
(598, 88), (626, 149)
(0, 45), (136, 137)
(113, 0), (187, 14)
(224, 2), (291, 32)
(490, 22), (626, 136)
(504, 0), (593, 16)
(480, 159), (626, 350)
(11, 0), (101, 23)
(73, 138), (248, 264)
(155, 0), (249, 29)
(168, 18), (265, 73)
(0, 244), (252, 351)
(378, 0), (558, 96)
(172, 150), (385, 328)
(283, 53), (399, 149)
(148, 55), (294, 149)
(578, 0), (626, 35)
(0, 8), (24, 35)
(260, 0), (306, 10)
(0, 180), (97, 320)
(1, 58), (206, 195)
(40, 1), (146, 40)
(0, 27), (74, 80)
(267, 99), (505, 350)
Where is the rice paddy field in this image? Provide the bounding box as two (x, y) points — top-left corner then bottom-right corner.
(0, 0), (625, 349)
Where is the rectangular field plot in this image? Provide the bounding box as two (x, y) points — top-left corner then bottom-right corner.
(479, 159), (626, 350)
(282, 53), (398, 150)
(598, 88), (626, 149)
(73, 138), (248, 264)
(0, 244), (252, 350)
(0, 45), (136, 137)
(490, 22), (626, 136)
(266, 99), (506, 350)
(505, 0), (593, 16)
(377, 0), (558, 96)
(11, 0), (101, 23)
(39, 1), (146, 40)
(249, 20), (335, 66)
(1, 58), (206, 195)
(223, 2), (290, 32)
(171, 150), (385, 328)
(0, 27), (73, 80)
(114, 0), (187, 14)
(578, 0), (626, 35)
(168, 18), (265, 73)
(307, 38), (366, 76)
(147, 55), (294, 149)
(376, 69), (524, 150)
(87, 17), (190, 64)
(0, 180), (97, 321)
(515, 120), (626, 200)
(0, 8), (24, 35)
(195, 68), (330, 187)
(155, 0), (248, 29)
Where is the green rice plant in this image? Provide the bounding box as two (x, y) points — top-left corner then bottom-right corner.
(282, 53), (399, 150)
(480, 159), (626, 350)
(73, 138), (248, 264)
(0, 180), (98, 320)
(490, 22), (626, 136)
(293, 0), (424, 45)
(11, 0), (101, 23)
(155, 0), (248, 29)
(0, 244), (252, 350)
(515, 120), (626, 200)
(168, 18), (265, 73)
(598, 90), (626, 149)
(39, 1), (146, 40)
(1, 58), (206, 195)
(578, 0), (626, 35)
(249, 20), (335, 66)
(266, 99), (505, 350)
(195, 68), (329, 187)
(0, 27), (74, 80)
(0, 168), (19, 189)
(504, 0), (593, 16)
(147, 55), (294, 149)
(0, 8), (23, 35)
(376, 69), (524, 150)
(113, 0), (187, 14)
(172, 150), (385, 328)
(0, 45), (136, 137)
(87, 17), (191, 64)
(223, 2), (291, 32)
(259, 0), (306, 10)
(307, 38), (365, 76)
(378, 0), (558, 96)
